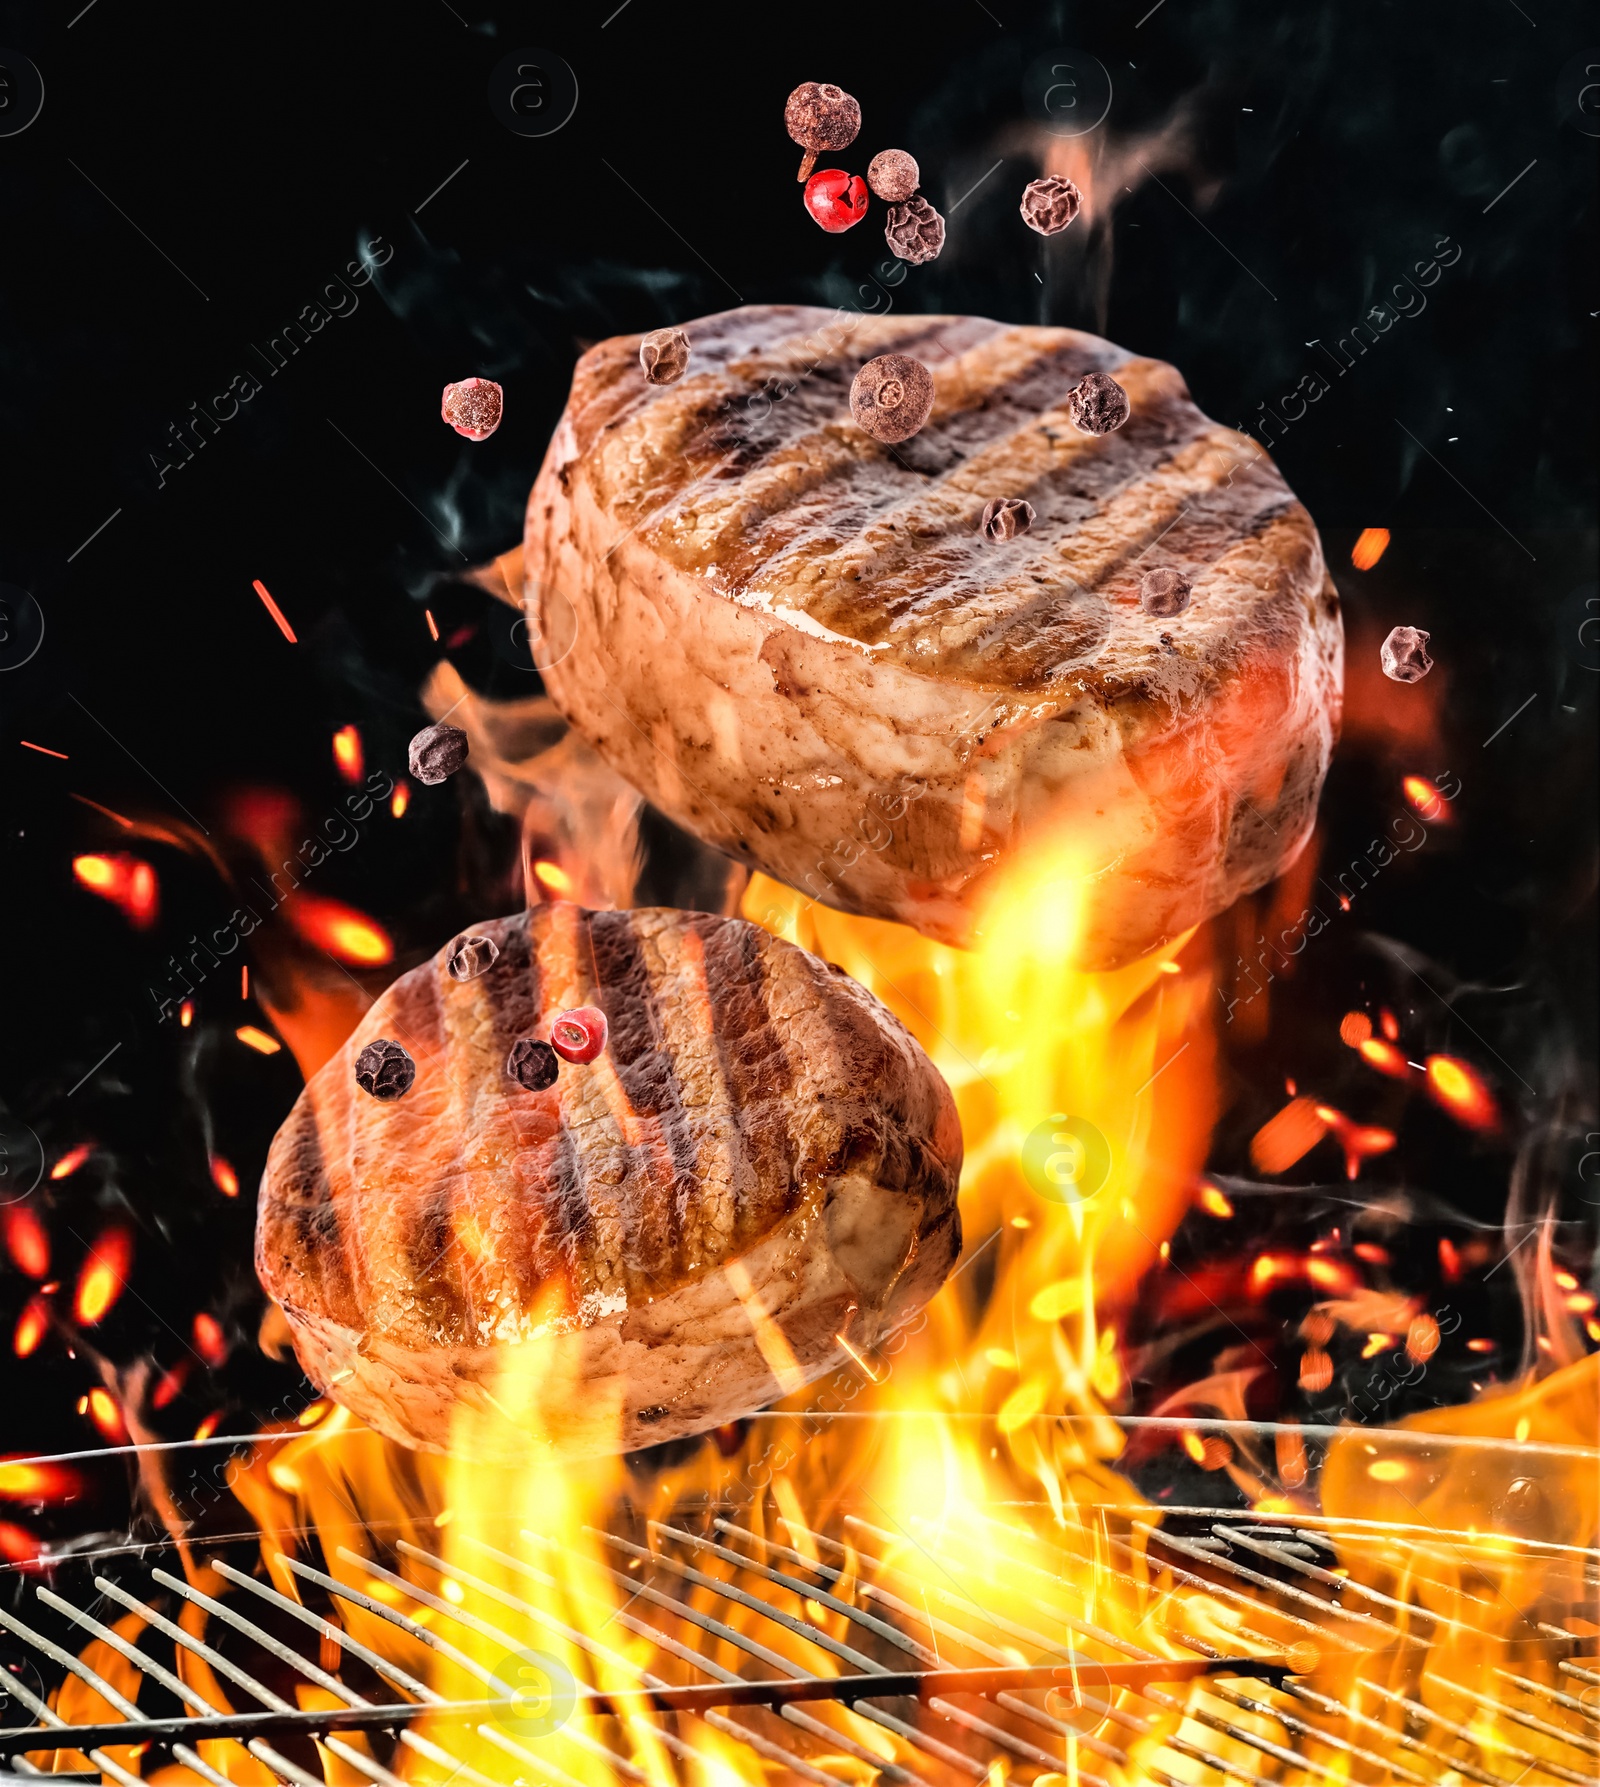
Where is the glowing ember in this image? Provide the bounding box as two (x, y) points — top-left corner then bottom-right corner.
(50, 1142), (92, 1180)
(1298, 1347), (1333, 1391)
(0, 1523), (39, 1564)
(0, 1459), (76, 1502)
(1402, 773), (1451, 821)
(425, 608), (440, 641)
(1196, 1182), (1233, 1218)
(1357, 1036), (1412, 1078)
(193, 1411), (222, 1442)
(1367, 1457), (1407, 1481)
(72, 852), (158, 928)
(1352, 1241), (1390, 1264)
(209, 1155), (240, 1197)
(1467, 1337), (1496, 1353)
(179, 999), (193, 1027)
(1338, 1010), (1372, 1047)
(252, 577), (297, 642)
(1, 1207), (49, 1278)
(236, 1025), (283, 1055)
(73, 1226), (133, 1324)
(1424, 1054), (1498, 1130)
(152, 1361), (189, 1407)
(284, 892), (395, 966)
(533, 858), (574, 895)
(12, 1297), (48, 1358)
(1379, 1008), (1400, 1041)
(1249, 1096), (1326, 1174)
(391, 782), (410, 818)
(1351, 526), (1391, 569)
(1362, 1331), (1394, 1358)
(331, 724), (364, 783)
(1407, 1311), (1441, 1361)
(1439, 1235), (1463, 1280)
(192, 1311), (227, 1366)
(20, 739), (68, 759)
(84, 1386), (126, 1443)
(1314, 1103), (1398, 1179)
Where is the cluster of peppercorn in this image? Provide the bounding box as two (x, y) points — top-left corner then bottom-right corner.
(784, 83), (946, 266)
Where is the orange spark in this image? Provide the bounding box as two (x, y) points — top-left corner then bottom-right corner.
(1358, 1037), (1412, 1079)
(179, 999), (193, 1027)
(85, 1388), (127, 1443)
(391, 782), (410, 818)
(20, 740), (68, 760)
(0, 1523), (39, 1565)
(2, 1208), (49, 1279)
(1424, 1055), (1498, 1132)
(1567, 1291), (1596, 1315)
(834, 1332), (882, 1382)
(1363, 1333), (1394, 1357)
(192, 1312), (227, 1367)
(236, 1025), (283, 1055)
(72, 853), (158, 928)
(533, 859), (573, 896)
(1249, 1098), (1327, 1175)
(1353, 1242), (1390, 1265)
(1407, 1312), (1441, 1362)
(193, 1411), (222, 1443)
(209, 1156), (240, 1198)
(74, 1227), (132, 1325)
(0, 1459), (77, 1502)
(1313, 1104), (1397, 1180)
(331, 724), (364, 784)
(1351, 527), (1391, 570)
(252, 578), (297, 643)
(425, 608), (440, 642)
(1402, 775), (1451, 822)
(1298, 1349), (1333, 1392)
(1339, 1011), (1372, 1048)
(1367, 1458), (1407, 1482)
(1439, 1236), (1462, 1281)
(12, 1298), (48, 1359)
(1555, 1270), (1578, 1290)
(241, 965), (249, 999)
(50, 1143), (92, 1181)
(1197, 1183), (1234, 1219)
(284, 892), (394, 966)
(152, 1361), (190, 1408)
(1466, 1337), (1496, 1353)
(1379, 1009), (1400, 1041)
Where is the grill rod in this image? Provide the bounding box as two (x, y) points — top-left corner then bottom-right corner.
(0, 1656), (1293, 1757)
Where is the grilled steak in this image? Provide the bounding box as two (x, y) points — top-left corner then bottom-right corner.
(255, 903), (961, 1460)
(525, 305), (1342, 968)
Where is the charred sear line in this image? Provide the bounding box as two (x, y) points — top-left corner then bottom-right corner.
(586, 911), (701, 1268)
(696, 918), (801, 1236)
(540, 1121), (593, 1276)
(484, 914), (540, 1063)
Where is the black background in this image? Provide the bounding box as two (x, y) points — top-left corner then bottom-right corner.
(0, 1), (1595, 1530)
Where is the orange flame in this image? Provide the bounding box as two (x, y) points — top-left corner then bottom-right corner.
(331, 724), (364, 784)
(1351, 526), (1391, 569)
(12, 1297), (48, 1358)
(1402, 773), (1452, 822)
(391, 781), (410, 818)
(283, 892), (395, 966)
(1425, 1054), (1499, 1131)
(72, 852), (158, 927)
(2, 1206), (50, 1278)
(0, 1458), (78, 1502)
(73, 1226), (133, 1325)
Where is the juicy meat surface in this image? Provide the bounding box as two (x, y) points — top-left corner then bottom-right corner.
(255, 903), (962, 1459)
(525, 305), (1343, 967)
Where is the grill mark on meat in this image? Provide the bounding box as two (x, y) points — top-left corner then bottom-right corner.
(694, 917), (801, 1243)
(585, 909), (701, 1278)
(270, 1094), (357, 1330)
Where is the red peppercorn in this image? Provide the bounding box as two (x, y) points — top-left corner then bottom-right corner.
(803, 169), (869, 234)
(550, 1005), (608, 1064)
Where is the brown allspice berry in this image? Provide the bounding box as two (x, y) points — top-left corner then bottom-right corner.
(849, 353), (935, 444)
(868, 149), (919, 202)
(979, 497), (1036, 543)
(1381, 626), (1432, 683)
(1066, 370), (1130, 436)
(785, 82), (860, 182)
(1020, 175), (1083, 236)
(639, 327), (690, 386)
(884, 195), (945, 265)
(408, 722), (469, 786)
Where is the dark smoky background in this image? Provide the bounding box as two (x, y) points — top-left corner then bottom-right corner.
(0, 0), (1593, 1540)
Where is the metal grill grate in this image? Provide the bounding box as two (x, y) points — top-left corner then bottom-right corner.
(2, 1494), (1596, 1787)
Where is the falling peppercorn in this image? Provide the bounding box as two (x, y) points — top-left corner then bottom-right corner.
(408, 722), (469, 786)
(446, 935), (500, 982)
(639, 327), (691, 386)
(979, 497), (1036, 543)
(507, 1036), (560, 1091)
(804, 168), (869, 233)
(440, 378), (504, 442)
(884, 195), (945, 264)
(1020, 176), (1083, 237)
(868, 149), (919, 202)
(849, 353), (935, 444)
(355, 1038), (416, 1101)
(785, 82), (861, 183)
(1381, 626), (1433, 683)
(1139, 567), (1193, 617)
(1066, 371), (1130, 436)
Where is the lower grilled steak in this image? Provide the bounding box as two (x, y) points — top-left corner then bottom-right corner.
(255, 904), (962, 1460)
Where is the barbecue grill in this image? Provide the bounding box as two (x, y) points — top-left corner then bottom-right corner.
(2, 1420), (1594, 1787)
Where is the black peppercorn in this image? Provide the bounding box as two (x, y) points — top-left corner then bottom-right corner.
(884, 196), (946, 265)
(639, 328), (690, 386)
(447, 935), (500, 982)
(408, 722), (469, 786)
(355, 1038), (416, 1101)
(980, 497), (1036, 543)
(1020, 176), (1083, 236)
(507, 1036), (559, 1091)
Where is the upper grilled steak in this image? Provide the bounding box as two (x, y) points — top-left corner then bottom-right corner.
(525, 305), (1342, 968)
(255, 903), (961, 1460)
